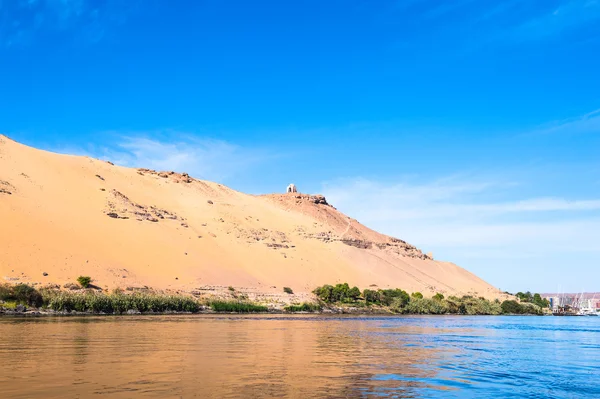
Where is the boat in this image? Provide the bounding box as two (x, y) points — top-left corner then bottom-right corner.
(553, 305), (584, 316)
(577, 310), (599, 316)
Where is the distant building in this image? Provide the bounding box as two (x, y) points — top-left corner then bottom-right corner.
(286, 184), (297, 193)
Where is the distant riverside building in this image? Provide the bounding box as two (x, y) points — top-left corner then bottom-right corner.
(544, 295), (600, 312)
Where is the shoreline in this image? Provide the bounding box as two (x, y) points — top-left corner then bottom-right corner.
(1, 283), (546, 317)
(0, 307), (546, 317)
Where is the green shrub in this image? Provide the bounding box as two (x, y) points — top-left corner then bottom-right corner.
(402, 298), (448, 314)
(284, 303), (322, 312)
(77, 276), (92, 288)
(433, 293), (444, 301)
(313, 283), (361, 303)
(521, 302), (543, 315)
(411, 292), (423, 299)
(347, 286), (361, 301)
(228, 286), (235, 292)
(209, 300), (267, 313)
(12, 284), (43, 307)
(501, 300), (524, 314)
(363, 289), (380, 304)
(313, 284), (334, 302)
(0, 284), (13, 301)
(283, 287), (294, 294)
(459, 296), (501, 315)
(0, 301), (18, 310)
(379, 289), (410, 306)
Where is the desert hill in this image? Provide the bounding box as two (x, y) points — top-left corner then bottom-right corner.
(0, 135), (504, 300)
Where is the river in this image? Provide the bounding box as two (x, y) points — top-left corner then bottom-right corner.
(0, 315), (598, 398)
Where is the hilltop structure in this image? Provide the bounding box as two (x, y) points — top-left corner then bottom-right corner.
(286, 184), (297, 193)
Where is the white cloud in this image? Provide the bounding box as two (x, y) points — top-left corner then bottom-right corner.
(58, 132), (271, 183)
(513, 0), (600, 40)
(533, 108), (600, 136)
(0, 0), (138, 46)
(322, 175), (600, 291)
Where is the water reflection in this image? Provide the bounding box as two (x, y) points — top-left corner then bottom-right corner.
(0, 315), (599, 398)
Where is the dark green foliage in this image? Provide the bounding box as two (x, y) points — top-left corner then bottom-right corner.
(311, 283), (542, 316)
(313, 283), (361, 303)
(228, 286), (235, 291)
(283, 287), (294, 294)
(401, 298), (449, 314)
(0, 284), (12, 301)
(379, 289), (410, 307)
(1, 284), (44, 307)
(433, 293), (444, 301)
(500, 300), (542, 315)
(363, 289), (379, 303)
(313, 284), (334, 302)
(284, 303), (322, 312)
(43, 291), (201, 314)
(522, 302), (543, 315)
(347, 286), (361, 301)
(514, 291), (548, 309)
(209, 300), (268, 313)
(532, 293), (549, 308)
(516, 291), (535, 302)
(77, 276), (92, 288)
(501, 300), (524, 314)
(442, 296), (502, 315)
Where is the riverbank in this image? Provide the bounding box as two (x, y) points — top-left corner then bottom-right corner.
(1, 283), (545, 316)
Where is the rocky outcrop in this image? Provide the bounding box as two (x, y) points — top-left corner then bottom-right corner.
(0, 180), (15, 195)
(103, 189), (185, 224)
(309, 195), (328, 205)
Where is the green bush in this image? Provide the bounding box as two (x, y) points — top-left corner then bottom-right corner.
(459, 296), (502, 315)
(411, 292), (423, 299)
(501, 300), (524, 314)
(313, 283), (361, 303)
(284, 303), (322, 312)
(313, 284), (334, 302)
(77, 276), (92, 288)
(363, 289), (380, 304)
(402, 298), (448, 314)
(12, 284), (43, 307)
(521, 302), (543, 315)
(283, 287), (294, 294)
(0, 284), (13, 301)
(209, 300), (267, 313)
(433, 293), (444, 301)
(347, 286), (361, 301)
(379, 289), (410, 306)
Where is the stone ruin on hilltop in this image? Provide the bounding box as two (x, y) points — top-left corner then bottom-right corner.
(286, 183), (298, 193)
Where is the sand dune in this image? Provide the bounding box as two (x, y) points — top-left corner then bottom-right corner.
(0, 135), (504, 299)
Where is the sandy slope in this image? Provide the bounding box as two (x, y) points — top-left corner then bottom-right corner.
(0, 135), (504, 299)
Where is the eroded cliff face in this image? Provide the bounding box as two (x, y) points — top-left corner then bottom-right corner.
(0, 135), (504, 299)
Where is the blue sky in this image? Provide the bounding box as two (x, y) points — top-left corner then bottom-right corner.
(1, 0), (599, 293)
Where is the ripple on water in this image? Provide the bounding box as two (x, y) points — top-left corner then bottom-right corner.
(0, 315), (599, 398)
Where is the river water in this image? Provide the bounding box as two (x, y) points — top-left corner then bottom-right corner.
(0, 315), (598, 398)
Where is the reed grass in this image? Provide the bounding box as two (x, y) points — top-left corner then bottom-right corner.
(284, 303), (322, 312)
(209, 300), (268, 313)
(0, 301), (18, 310)
(41, 291), (201, 314)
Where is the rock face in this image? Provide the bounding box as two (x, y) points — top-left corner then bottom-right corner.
(0, 135), (504, 299)
(309, 195), (328, 205)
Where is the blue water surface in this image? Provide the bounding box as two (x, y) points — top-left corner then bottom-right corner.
(0, 315), (598, 398)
